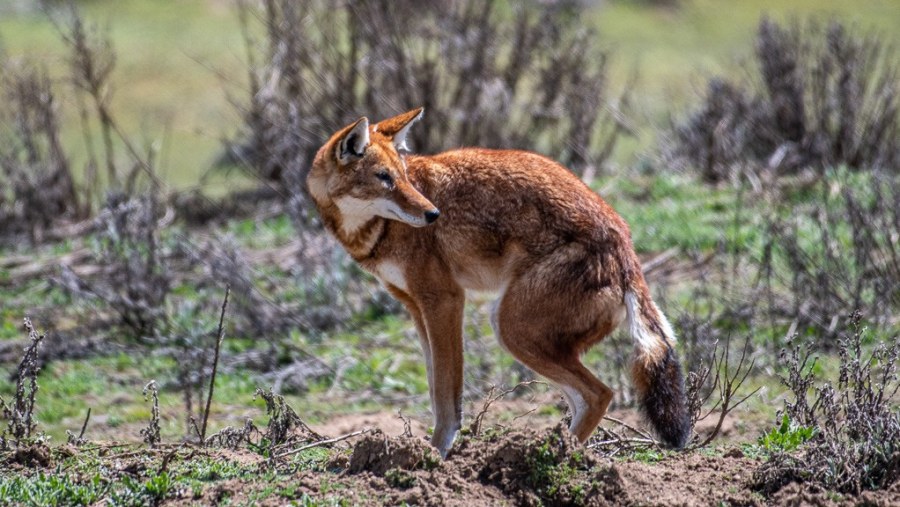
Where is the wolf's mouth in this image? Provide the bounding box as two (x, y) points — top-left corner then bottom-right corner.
(388, 209), (427, 227)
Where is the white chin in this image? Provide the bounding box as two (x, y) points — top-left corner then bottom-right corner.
(380, 210), (426, 227)
(390, 214), (427, 227)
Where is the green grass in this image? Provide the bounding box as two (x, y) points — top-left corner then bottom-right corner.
(0, 0), (249, 192)
(598, 171), (759, 253)
(0, 473), (105, 507)
(0, 445), (352, 507)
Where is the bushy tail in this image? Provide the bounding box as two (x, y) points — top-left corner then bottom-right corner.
(624, 285), (691, 448)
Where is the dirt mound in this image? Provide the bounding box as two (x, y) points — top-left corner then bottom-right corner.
(5, 443), (52, 468)
(454, 424), (622, 506)
(345, 424), (622, 506)
(348, 429), (439, 476)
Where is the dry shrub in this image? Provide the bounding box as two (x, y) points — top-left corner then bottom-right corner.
(58, 193), (172, 341)
(140, 380), (162, 448)
(0, 60), (82, 244)
(254, 388), (322, 452)
(227, 0), (628, 192)
(0, 318), (45, 450)
(754, 311), (900, 495)
(192, 237), (288, 338)
(667, 17), (898, 182)
(0, 4), (161, 243)
(760, 172), (899, 347)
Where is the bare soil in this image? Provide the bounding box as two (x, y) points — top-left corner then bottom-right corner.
(184, 426), (900, 506)
(9, 422), (896, 507)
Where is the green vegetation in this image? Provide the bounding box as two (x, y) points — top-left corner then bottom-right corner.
(757, 414), (816, 454)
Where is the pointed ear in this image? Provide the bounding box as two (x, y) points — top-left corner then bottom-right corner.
(336, 117), (370, 164)
(376, 107), (424, 152)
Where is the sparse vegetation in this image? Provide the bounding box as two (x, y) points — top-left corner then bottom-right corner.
(1, 1), (899, 505)
(0, 318), (44, 449)
(666, 17), (899, 183)
(754, 312), (900, 495)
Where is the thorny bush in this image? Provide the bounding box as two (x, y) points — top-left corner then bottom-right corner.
(667, 17), (899, 183)
(0, 60), (82, 244)
(256, 389), (322, 449)
(57, 193), (172, 341)
(0, 318), (45, 449)
(227, 0), (629, 193)
(759, 171), (899, 348)
(754, 311), (900, 495)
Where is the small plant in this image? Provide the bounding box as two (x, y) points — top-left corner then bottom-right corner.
(204, 418), (259, 450)
(108, 472), (171, 507)
(142, 472), (171, 503)
(468, 381), (542, 437)
(384, 468), (416, 489)
(687, 333), (761, 446)
(0, 318), (45, 449)
(140, 380), (161, 448)
(57, 193), (172, 341)
(254, 388), (322, 453)
(757, 414), (816, 454)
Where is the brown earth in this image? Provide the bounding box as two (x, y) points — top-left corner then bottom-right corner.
(7, 423), (900, 506)
(172, 425), (899, 506)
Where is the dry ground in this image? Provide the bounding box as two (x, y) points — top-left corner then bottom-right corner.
(7, 420), (898, 506)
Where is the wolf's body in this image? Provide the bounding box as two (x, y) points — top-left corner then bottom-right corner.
(308, 109), (690, 456)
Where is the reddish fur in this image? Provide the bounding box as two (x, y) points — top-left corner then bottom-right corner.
(308, 109), (689, 455)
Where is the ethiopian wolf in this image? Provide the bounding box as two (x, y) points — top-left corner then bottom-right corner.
(307, 108), (690, 457)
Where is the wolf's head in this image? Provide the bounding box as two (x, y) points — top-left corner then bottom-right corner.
(308, 108), (439, 232)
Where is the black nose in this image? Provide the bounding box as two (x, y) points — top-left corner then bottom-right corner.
(424, 209), (440, 224)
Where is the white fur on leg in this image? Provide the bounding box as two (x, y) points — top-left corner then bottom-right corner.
(560, 385), (588, 434)
(432, 420), (460, 458)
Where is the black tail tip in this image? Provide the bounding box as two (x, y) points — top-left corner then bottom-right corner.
(639, 347), (692, 449)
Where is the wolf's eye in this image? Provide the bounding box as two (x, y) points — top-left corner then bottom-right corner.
(375, 171), (393, 186)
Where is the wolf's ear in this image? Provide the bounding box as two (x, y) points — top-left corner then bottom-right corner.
(376, 107), (424, 152)
(336, 117), (370, 164)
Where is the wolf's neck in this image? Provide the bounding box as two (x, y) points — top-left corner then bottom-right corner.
(323, 207), (386, 261)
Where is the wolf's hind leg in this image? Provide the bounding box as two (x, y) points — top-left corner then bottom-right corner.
(495, 275), (616, 442)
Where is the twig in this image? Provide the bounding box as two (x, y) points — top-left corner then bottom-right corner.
(78, 407), (91, 440)
(642, 247), (679, 275)
(587, 437), (657, 449)
(602, 415), (657, 442)
(397, 410), (413, 438)
(512, 407), (537, 422)
(589, 422), (660, 455)
(696, 334), (761, 447)
(470, 380), (544, 436)
(268, 428), (372, 462)
(201, 286), (230, 445)
(78, 443), (137, 452)
(155, 444), (183, 475)
(190, 417), (202, 442)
